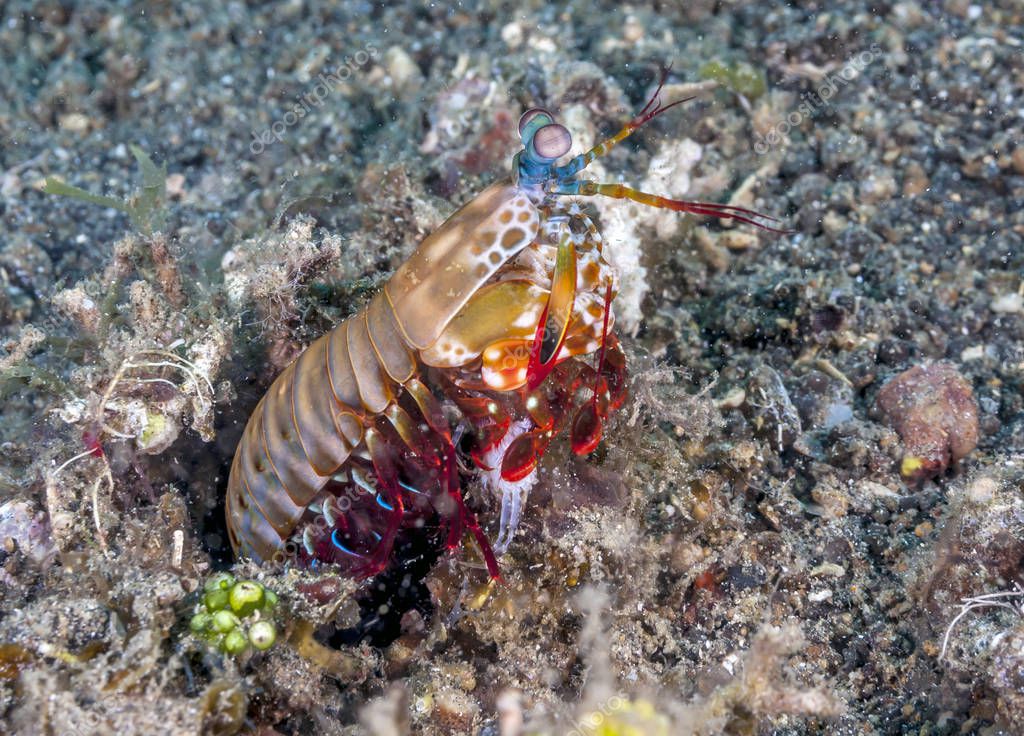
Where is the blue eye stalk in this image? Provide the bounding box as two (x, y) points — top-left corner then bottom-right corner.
(514, 107), (573, 190)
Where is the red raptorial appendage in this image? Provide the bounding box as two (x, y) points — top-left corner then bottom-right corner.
(500, 431), (540, 482)
(570, 402), (603, 456)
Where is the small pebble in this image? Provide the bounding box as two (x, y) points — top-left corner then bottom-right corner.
(501, 22), (523, 48)
(716, 387), (746, 410)
(623, 15), (644, 42)
(1012, 146), (1024, 175)
(990, 292), (1023, 314)
(902, 161), (930, 197)
(718, 230), (759, 251)
(959, 345), (985, 361)
(58, 113), (91, 132)
(384, 46), (422, 95)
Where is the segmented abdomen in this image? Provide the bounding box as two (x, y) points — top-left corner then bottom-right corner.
(226, 181), (541, 563)
(227, 289), (414, 561)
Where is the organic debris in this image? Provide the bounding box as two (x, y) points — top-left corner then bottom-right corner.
(874, 362), (980, 482)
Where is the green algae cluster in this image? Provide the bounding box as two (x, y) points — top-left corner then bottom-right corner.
(189, 573), (279, 656)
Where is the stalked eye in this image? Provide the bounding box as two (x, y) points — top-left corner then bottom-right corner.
(518, 107), (553, 137)
(532, 123), (572, 159)
(520, 106), (552, 138)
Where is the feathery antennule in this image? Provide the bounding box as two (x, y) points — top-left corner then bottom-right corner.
(554, 66), (695, 179)
(546, 65), (790, 234)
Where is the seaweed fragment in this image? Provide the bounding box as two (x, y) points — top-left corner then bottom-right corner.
(42, 145), (168, 234)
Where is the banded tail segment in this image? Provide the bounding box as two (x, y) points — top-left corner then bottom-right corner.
(226, 292), (414, 562)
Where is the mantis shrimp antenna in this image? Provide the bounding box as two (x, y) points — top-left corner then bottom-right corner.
(560, 181), (790, 233)
(551, 66), (792, 234)
(553, 66), (692, 179)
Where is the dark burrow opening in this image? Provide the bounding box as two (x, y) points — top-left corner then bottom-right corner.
(328, 526), (442, 648)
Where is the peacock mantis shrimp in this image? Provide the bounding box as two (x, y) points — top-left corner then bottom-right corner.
(225, 71), (784, 580)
